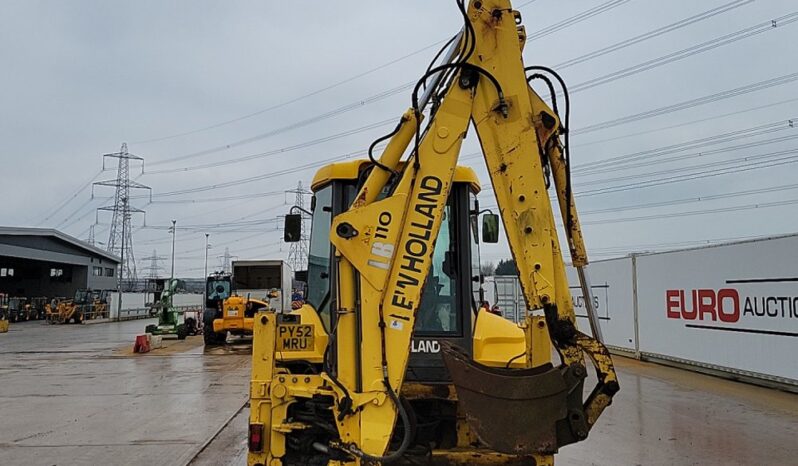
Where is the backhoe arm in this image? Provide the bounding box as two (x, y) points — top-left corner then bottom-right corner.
(327, 1), (618, 462)
(249, 1), (618, 464)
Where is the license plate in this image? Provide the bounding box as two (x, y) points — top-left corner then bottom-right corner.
(276, 324), (314, 351)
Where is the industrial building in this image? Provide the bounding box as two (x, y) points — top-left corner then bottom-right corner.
(0, 227), (119, 298)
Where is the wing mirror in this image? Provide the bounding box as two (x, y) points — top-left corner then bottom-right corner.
(284, 214), (302, 243)
(284, 205), (312, 243)
(482, 213), (500, 244)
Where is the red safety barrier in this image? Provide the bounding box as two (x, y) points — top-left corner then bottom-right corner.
(133, 334), (150, 353)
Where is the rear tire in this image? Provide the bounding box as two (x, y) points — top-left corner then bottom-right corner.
(203, 309), (224, 346)
(176, 324), (188, 340)
(185, 317), (197, 335)
(145, 324), (158, 334)
(203, 323), (225, 346)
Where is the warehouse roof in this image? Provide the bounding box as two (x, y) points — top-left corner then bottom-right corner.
(0, 226), (120, 263)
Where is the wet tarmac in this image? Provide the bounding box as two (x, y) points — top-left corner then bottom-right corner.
(1, 319), (796, 465)
(559, 357), (798, 465)
(204, 356), (798, 466)
(0, 319), (250, 466)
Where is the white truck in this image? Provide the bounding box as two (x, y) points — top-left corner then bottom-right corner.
(231, 259), (293, 312)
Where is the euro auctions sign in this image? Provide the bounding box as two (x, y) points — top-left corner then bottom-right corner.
(665, 280), (798, 336)
(632, 234), (798, 383)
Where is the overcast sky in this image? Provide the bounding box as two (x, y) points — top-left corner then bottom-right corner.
(2, 0), (797, 277)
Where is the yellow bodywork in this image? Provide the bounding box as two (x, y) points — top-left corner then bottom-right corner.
(248, 307), (531, 466)
(248, 1), (617, 464)
(274, 305), (329, 364)
(312, 159), (481, 194)
(47, 301), (83, 324)
(212, 295), (263, 335)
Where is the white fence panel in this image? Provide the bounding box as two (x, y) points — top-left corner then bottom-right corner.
(566, 257), (637, 353)
(494, 233), (798, 389)
(635, 235), (798, 384)
(108, 292), (203, 320)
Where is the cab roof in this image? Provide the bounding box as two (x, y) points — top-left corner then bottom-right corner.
(311, 160), (481, 193)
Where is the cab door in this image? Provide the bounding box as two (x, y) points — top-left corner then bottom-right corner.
(406, 184), (477, 383)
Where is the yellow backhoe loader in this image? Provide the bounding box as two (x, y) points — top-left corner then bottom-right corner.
(47, 289), (93, 324)
(247, 1), (618, 464)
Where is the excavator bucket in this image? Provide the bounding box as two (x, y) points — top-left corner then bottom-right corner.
(441, 343), (589, 455)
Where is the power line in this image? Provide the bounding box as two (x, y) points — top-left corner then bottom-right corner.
(138, 79), (795, 201)
(574, 71), (798, 135)
(525, 0), (630, 42)
(464, 118), (798, 182)
(484, 147), (798, 199)
(146, 118), (396, 173)
(579, 147), (798, 188)
(574, 118), (798, 173)
(53, 5), (798, 244)
(173, 230), (269, 257)
(581, 183), (798, 216)
(141, 1), (637, 170)
(577, 149), (798, 197)
(149, 190), (284, 205)
(573, 95), (798, 149)
(162, 152), (798, 266)
(581, 133), (798, 181)
(481, 180), (798, 219)
(34, 168), (105, 226)
(128, 0), (599, 146)
(54, 197), (98, 229)
(136, 150), (357, 198)
(90, 89), (798, 244)
(568, 12), (798, 95)
(149, 14), (796, 175)
(581, 196), (798, 226)
(554, 0), (753, 69)
(482, 233), (782, 260)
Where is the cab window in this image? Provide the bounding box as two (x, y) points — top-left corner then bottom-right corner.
(415, 203), (458, 335)
(306, 185), (333, 330)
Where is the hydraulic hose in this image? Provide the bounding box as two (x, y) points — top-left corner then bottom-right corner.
(344, 381), (413, 464)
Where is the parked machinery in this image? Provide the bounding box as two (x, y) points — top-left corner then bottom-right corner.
(0, 294), (8, 333)
(47, 290), (93, 324)
(203, 271), (232, 345)
(29, 297), (48, 320)
(89, 290), (110, 319)
(145, 278), (199, 339)
(204, 294), (275, 346)
(7, 297), (32, 323)
(204, 263), (291, 346)
(45, 297), (63, 322)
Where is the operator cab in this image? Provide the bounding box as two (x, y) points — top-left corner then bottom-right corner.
(285, 160), (500, 383)
(73, 289), (92, 305)
(205, 272), (232, 309)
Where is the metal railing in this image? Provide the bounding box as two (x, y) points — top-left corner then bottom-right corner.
(117, 307), (151, 321)
(117, 305), (203, 322)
